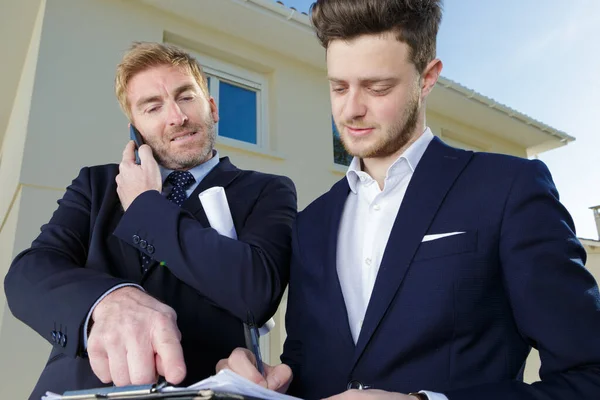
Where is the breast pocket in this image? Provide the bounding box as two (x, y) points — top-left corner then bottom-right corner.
(413, 230), (478, 261)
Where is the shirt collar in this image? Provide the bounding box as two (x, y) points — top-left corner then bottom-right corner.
(160, 150), (220, 187)
(346, 127), (434, 193)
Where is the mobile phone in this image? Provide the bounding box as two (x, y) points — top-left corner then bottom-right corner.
(129, 125), (144, 164)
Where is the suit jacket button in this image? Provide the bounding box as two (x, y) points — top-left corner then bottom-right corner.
(133, 235), (140, 244)
(347, 381), (363, 390)
(139, 240), (147, 249)
(51, 330), (57, 343)
(56, 332), (63, 344)
(61, 334), (67, 347)
(347, 381), (370, 390)
(147, 245), (155, 254)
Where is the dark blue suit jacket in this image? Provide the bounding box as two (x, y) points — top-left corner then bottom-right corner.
(5, 157), (297, 400)
(282, 138), (600, 399)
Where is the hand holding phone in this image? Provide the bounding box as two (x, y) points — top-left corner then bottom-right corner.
(129, 125), (144, 165)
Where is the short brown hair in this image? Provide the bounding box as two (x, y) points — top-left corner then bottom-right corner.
(115, 42), (210, 119)
(310, 0), (443, 73)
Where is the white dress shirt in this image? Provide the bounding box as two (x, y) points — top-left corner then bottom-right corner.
(336, 128), (447, 400)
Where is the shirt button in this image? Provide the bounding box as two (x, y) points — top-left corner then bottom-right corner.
(365, 258), (372, 266)
(373, 204), (380, 211)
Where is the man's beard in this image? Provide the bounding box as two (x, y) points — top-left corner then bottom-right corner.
(146, 116), (216, 170)
(339, 91), (420, 159)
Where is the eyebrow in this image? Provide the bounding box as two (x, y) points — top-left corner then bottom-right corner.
(327, 77), (398, 85)
(135, 84), (197, 110)
(173, 84), (197, 98)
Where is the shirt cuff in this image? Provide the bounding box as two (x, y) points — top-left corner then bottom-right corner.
(421, 391), (449, 400)
(82, 283), (144, 349)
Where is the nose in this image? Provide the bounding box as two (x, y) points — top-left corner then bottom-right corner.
(342, 88), (367, 121)
(167, 101), (188, 126)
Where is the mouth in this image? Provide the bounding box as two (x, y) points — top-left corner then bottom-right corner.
(171, 131), (197, 142)
(345, 126), (374, 137)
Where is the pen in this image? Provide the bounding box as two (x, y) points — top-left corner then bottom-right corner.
(243, 311), (265, 376)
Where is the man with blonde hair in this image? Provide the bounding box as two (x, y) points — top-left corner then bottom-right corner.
(5, 42), (296, 399)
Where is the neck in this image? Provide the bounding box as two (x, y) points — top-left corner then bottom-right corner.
(361, 123), (425, 190)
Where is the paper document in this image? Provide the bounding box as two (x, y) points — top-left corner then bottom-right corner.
(173, 369), (300, 400)
(42, 369), (301, 400)
(199, 186), (238, 240)
(199, 186), (275, 335)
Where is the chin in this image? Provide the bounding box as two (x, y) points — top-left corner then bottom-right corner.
(343, 141), (376, 159)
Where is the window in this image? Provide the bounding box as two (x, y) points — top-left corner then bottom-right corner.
(332, 118), (353, 166)
(200, 57), (267, 148)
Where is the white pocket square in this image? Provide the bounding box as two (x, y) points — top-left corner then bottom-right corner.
(422, 231), (466, 242)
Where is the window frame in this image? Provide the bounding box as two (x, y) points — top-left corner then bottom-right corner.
(189, 51), (269, 150)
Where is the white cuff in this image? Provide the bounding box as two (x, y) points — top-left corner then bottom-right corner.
(82, 283), (144, 349)
(421, 391), (449, 400)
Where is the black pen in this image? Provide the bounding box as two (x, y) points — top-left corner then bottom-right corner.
(243, 311), (265, 376)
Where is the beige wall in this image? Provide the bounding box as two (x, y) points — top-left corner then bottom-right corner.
(428, 111), (528, 157)
(0, 0), (577, 397)
(0, 0), (44, 152)
(583, 243), (600, 278)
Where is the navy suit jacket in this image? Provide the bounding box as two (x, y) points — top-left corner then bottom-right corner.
(5, 157), (297, 400)
(282, 138), (600, 399)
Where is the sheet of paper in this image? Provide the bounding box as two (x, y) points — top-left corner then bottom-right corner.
(184, 369), (301, 400)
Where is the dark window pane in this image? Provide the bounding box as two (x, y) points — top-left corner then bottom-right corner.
(332, 118), (352, 166)
(218, 81), (257, 144)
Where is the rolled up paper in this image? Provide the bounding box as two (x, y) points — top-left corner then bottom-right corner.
(198, 186), (237, 240)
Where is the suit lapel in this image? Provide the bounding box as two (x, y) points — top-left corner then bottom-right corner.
(183, 156), (242, 221)
(350, 137), (473, 368)
(326, 179), (356, 349)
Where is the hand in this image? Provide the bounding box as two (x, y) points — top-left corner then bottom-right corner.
(87, 287), (186, 386)
(116, 141), (161, 211)
(216, 348), (292, 393)
(324, 389), (419, 400)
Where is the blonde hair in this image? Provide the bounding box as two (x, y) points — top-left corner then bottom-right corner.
(115, 42), (210, 119)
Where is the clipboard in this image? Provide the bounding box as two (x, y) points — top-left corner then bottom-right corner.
(43, 370), (302, 400)
(52, 384), (265, 400)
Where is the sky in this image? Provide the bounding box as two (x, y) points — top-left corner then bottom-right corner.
(281, 0), (600, 240)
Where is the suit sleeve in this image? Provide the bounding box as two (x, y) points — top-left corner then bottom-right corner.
(4, 167), (135, 358)
(113, 175), (297, 325)
(444, 160), (600, 400)
(280, 221), (304, 396)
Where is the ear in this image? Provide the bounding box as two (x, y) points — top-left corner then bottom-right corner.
(420, 58), (443, 99)
(209, 97), (219, 123)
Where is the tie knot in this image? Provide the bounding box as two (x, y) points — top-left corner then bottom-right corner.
(166, 170), (195, 190)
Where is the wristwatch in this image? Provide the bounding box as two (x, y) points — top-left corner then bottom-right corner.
(408, 393), (429, 400)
